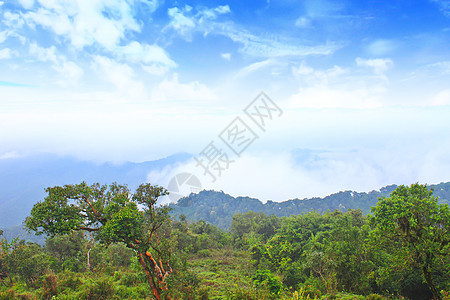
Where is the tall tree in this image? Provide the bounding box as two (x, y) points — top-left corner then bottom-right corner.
(25, 182), (173, 300)
(369, 183), (450, 300)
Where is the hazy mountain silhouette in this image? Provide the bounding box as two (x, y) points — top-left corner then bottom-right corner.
(0, 153), (191, 227)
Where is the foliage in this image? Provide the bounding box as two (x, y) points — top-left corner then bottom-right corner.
(369, 183), (450, 300)
(170, 183), (450, 230)
(1, 182), (449, 299)
(24, 182), (172, 299)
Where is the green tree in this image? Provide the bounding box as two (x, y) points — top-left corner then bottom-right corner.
(310, 210), (373, 294)
(6, 241), (50, 286)
(231, 211), (279, 248)
(25, 182), (173, 300)
(0, 232), (9, 282)
(45, 231), (86, 272)
(369, 183), (450, 300)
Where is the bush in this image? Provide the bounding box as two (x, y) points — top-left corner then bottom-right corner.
(252, 269), (283, 295)
(41, 273), (58, 299)
(0, 289), (16, 300)
(82, 277), (116, 300)
(197, 249), (211, 258)
(57, 270), (84, 292)
(366, 294), (388, 300)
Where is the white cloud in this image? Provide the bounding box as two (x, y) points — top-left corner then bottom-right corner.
(366, 39), (397, 56)
(23, 0), (142, 50)
(92, 55), (146, 98)
(140, 0), (159, 14)
(165, 4), (231, 40)
(54, 61), (84, 83)
(0, 151), (20, 159)
(0, 31), (6, 43)
(21, 2), (175, 71)
(118, 41), (177, 68)
(0, 48), (13, 59)
(221, 53), (231, 61)
(431, 0), (450, 17)
(423, 60), (450, 74)
(2, 11), (25, 28)
(166, 6), (196, 39)
(24, 8), (72, 35)
(431, 89), (450, 106)
(165, 4), (232, 40)
(287, 61), (390, 108)
(215, 5), (231, 14)
(292, 62), (347, 85)
(29, 43), (58, 63)
(142, 64), (170, 76)
(29, 43), (83, 84)
(356, 57), (393, 75)
(151, 73), (216, 102)
(295, 17), (311, 27)
(165, 4), (338, 58)
(150, 145), (450, 203)
(18, 0), (34, 9)
(235, 59), (274, 78)
(226, 30), (339, 58)
(288, 85), (382, 109)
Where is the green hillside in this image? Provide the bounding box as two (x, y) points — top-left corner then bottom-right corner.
(170, 182), (450, 229)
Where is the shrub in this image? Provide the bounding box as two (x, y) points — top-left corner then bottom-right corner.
(41, 273), (58, 299)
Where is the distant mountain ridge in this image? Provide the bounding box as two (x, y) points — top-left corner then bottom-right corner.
(0, 153), (191, 227)
(170, 182), (450, 229)
(2, 176), (449, 243)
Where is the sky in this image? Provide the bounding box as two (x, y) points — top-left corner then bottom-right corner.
(0, 0), (450, 201)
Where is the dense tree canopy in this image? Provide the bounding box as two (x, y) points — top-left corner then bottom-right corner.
(25, 182), (172, 300)
(369, 183), (450, 300)
(1, 182), (449, 299)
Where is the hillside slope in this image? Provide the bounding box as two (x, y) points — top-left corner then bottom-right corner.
(170, 182), (450, 229)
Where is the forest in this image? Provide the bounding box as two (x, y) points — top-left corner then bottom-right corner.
(0, 183), (449, 300)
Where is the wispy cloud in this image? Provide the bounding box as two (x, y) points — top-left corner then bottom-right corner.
(165, 4), (340, 59)
(0, 48), (14, 59)
(28, 43), (83, 85)
(0, 80), (33, 87)
(431, 0), (450, 17)
(225, 30), (340, 58)
(221, 53), (231, 61)
(366, 39), (398, 56)
(356, 57), (393, 78)
(117, 41), (177, 69)
(164, 4), (231, 41)
(286, 58), (393, 109)
(0, 151), (20, 159)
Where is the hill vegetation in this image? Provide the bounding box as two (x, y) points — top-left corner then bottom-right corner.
(1, 182), (449, 299)
(170, 182), (450, 229)
(0, 153), (190, 228)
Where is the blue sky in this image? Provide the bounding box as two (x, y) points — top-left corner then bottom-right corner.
(0, 0), (450, 200)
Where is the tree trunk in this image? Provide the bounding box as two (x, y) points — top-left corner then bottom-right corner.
(422, 265), (441, 300)
(138, 252), (162, 300)
(87, 248), (92, 271)
(128, 242), (172, 300)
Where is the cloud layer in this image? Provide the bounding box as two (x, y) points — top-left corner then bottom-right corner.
(0, 0), (449, 199)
